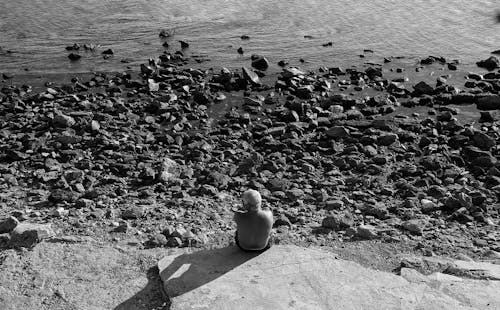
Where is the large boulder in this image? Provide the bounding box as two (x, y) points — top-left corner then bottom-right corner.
(251, 55), (269, 71)
(413, 81), (434, 95)
(476, 95), (500, 110)
(472, 132), (496, 150)
(10, 223), (55, 248)
(159, 245), (500, 310)
(476, 56), (500, 70)
(0, 216), (19, 234)
(321, 213), (354, 230)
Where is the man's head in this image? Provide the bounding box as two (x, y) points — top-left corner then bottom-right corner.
(242, 189), (261, 211)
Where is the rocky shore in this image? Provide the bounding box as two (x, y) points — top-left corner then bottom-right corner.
(1, 48), (500, 263)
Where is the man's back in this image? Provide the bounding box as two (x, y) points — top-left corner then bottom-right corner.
(234, 208), (273, 250)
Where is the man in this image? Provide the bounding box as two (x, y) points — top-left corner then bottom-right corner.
(233, 189), (273, 252)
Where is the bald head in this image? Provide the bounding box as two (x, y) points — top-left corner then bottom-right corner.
(243, 189), (261, 210)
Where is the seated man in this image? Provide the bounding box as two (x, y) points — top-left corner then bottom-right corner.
(233, 189), (274, 252)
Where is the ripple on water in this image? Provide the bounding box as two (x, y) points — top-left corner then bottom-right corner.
(0, 0), (499, 73)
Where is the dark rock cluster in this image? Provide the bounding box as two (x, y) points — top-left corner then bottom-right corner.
(1, 52), (499, 255)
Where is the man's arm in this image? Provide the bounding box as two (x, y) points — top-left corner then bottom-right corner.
(262, 208), (274, 225)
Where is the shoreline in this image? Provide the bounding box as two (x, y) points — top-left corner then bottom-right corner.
(1, 50), (500, 264)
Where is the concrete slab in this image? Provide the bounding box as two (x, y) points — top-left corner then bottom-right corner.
(158, 245), (500, 310)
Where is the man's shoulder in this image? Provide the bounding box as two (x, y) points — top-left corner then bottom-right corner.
(259, 208), (273, 218)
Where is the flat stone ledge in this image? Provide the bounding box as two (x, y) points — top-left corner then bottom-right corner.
(158, 245), (500, 310)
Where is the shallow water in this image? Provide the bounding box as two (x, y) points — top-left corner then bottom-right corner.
(0, 0), (499, 74)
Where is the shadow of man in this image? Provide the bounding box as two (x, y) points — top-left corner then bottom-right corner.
(113, 246), (262, 309)
(114, 265), (170, 310)
(158, 245), (262, 298)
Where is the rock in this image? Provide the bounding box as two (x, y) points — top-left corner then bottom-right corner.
(122, 206), (145, 219)
(296, 85), (314, 99)
(277, 59), (288, 67)
(179, 40), (189, 48)
(472, 132), (496, 149)
(74, 198), (95, 209)
(200, 184), (219, 196)
(159, 29), (174, 38)
(330, 67), (345, 75)
(420, 56), (435, 65)
(427, 186), (446, 198)
(286, 188), (305, 201)
(365, 67), (382, 80)
(268, 179), (291, 191)
(89, 120), (100, 131)
(159, 245), (500, 310)
(53, 113), (76, 128)
(444, 193), (473, 212)
(242, 67), (261, 85)
(206, 172), (231, 189)
(435, 74), (449, 85)
(353, 225), (378, 240)
(148, 234), (169, 247)
(325, 200), (344, 210)
(140, 64), (154, 75)
(462, 146), (492, 163)
(0, 216), (19, 234)
(113, 221), (130, 233)
(326, 126), (350, 138)
(301, 163), (315, 173)
(274, 214), (292, 227)
(68, 53), (81, 61)
(476, 56), (500, 70)
(472, 155), (496, 168)
(437, 111), (453, 122)
(476, 95), (500, 110)
(0, 233), (10, 247)
(158, 158), (181, 183)
(5, 150), (29, 161)
(413, 81), (434, 95)
(479, 111), (495, 122)
(281, 67), (305, 79)
(251, 55), (269, 71)
(101, 49), (114, 55)
(167, 236), (183, 247)
(421, 256), (500, 281)
(321, 213), (354, 231)
(148, 79), (160, 91)
(265, 126), (286, 137)
(402, 220), (424, 235)
(49, 189), (79, 203)
(65, 43), (80, 51)
(10, 223), (55, 248)
(363, 203), (390, 219)
(171, 227), (188, 239)
(451, 93), (476, 105)
(364, 145), (378, 157)
(53, 207), (69, 217)
(243, 96), (263, 107)
(377, 133), (398, 146)
(420, 199), (439, 213)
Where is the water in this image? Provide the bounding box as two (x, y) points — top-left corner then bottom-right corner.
(0, 0), (499, 74)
